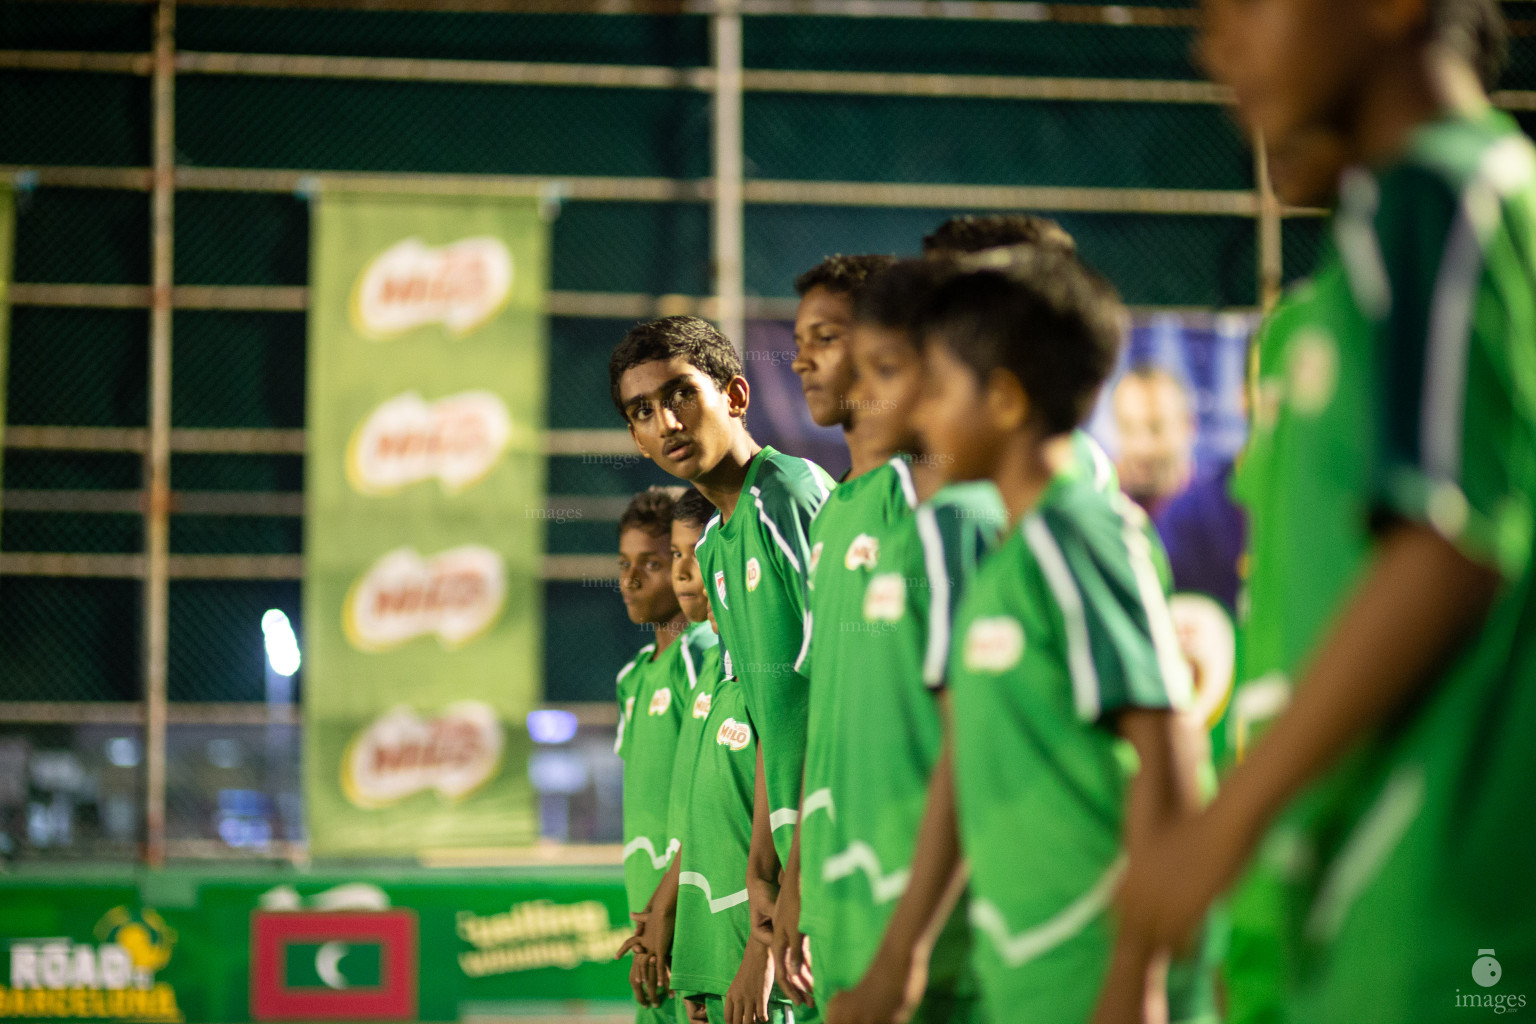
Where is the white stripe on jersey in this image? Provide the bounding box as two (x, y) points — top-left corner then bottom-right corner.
(917, 506), (953, 688)
(750, 485), (803, 573)
(680, 638), (698, 691)
(822, 841), (910, 904)
(801, 786), (835, 824)
(793, 609), (814, 673)
(969, 855), (1125, 967)
(622, 835), (678, 870)
(1115, 495), (1193, 709)
(768, 807), (800, 832)
(679, 871), (751, 914)
(1023, 516), (1102, 722)
(1335, 169), (1392, 320)
(891, 457), (918, 508)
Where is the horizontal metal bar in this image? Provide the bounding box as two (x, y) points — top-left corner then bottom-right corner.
(0, 552), (622, 581)
(0, 50), (151, 75)
(8, 47), (1229, 104)
(3, 425), (634, 456)
(0, 700), (616, 727)
(163, 839), (308, 862)
(417, 843), (623, 868)
(3, 490), (635, 520)
(177, 50), (712, 90)
(178, 165), (715, 201)
(744, 178), (1260, 215)
(72, 0), (1204, 26)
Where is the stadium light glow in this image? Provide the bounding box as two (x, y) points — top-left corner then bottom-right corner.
(262, 610), (302, 677)
(527, 709), (579, 744)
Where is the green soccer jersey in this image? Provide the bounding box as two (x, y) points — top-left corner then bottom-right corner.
(617, 623), (715, 915)
(797, 458), (914, 942)
(948, 467), (1215, 1024)
(664, 629), (723, 866)
(669, 668), (759, 998)
(1235, 111), (1536, 1024)
(804, 470), (1005, 1006)
(693, 445), (835, 862)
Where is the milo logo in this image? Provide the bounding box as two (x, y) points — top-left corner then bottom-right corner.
(844, 534), (879, 571)
(963, 616), (1025, 673)
(346, 390), (513, 496)
(863, 572), (905, 623)
(808, 542), (824, 575)
(745, 558), (762, 592)
(716, 718), (752, 751)
(692, 691), (712, 719)
(344, 545), (506, 652)
(648, 687), (672, 716)
(351, 236), (513, 339)
(341, 700), (504, 808)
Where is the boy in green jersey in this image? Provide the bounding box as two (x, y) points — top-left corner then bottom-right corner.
(790, 254), (897, 481)
(613, 486), (718, 1024)
(1120, 2), (1536, 1021)
(610, 315), (835, 1007)
(862, 248), (1214, 1024)
(665, 489), (794, 1024)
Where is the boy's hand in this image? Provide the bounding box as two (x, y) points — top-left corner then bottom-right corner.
(770, 865), (814, 1005)
(725, 938), (774, 1024)
(1089, 937), (1170, 1024)
(685, 997), (710, 1024)
(824, 945), (924, 1024)
(747, 871), (780, 948)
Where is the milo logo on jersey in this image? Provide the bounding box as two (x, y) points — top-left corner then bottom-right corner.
(341, 700), (504, 809)
(963, 617), (1025, 673)
(0, 908), (182, 1021)
(345, 390), (513, 496)
(692, 691), (712, 719)
(351, 236), (513, 340)
(344, 545), (506, 652)
(844, 534), (879, 571)
(648, 687), (672, 716)
(717, 718), (752, 751)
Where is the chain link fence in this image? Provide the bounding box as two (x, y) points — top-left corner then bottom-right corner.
(4, 0), (1530, 861)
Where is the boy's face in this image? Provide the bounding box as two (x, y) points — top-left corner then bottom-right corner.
(618, 526), (681, 626)
(669, 518), (710, 624)
(620, 357), (746, 484)
(1201, 0), (1375, 154)
(847, 321), (924, 458)
(792, 285), (857, 429)
(912, 336), (1007, 486)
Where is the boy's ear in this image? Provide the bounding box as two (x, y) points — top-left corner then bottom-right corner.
(628, 422), (652, 461)
(985, 367), (1031, 433)
(725, 375), (751, 420)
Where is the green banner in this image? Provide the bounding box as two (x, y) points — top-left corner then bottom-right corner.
(0, 867), (634, 1023)
(0, 184), (13, 539)
(304, 193), (549, 856)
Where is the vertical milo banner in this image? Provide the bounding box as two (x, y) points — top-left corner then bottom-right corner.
(304, 193), (548, 855)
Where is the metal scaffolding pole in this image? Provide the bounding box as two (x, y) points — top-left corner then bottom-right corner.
(1255, 137), (1283, 314)
(711, 0), (745, 353)
(144, 0), (176, 868)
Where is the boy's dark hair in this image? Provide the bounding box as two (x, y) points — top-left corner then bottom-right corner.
(922, 214), (1077, 258)
(609, 316), (742, 418)
(853, 258), (958, 334)
(671, 488), (716, 531)
(921, 247), (1126, 436)
(1433, 0), (1507, 90)
(793, 253), (899, 299)
(619, 486), (686, 539)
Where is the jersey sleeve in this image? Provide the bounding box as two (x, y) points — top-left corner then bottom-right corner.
(1025, 503), (1193, 724)
(614, 654), (643, 757)
(916, 503), (987, 690)
(1346, 153), (1536, 578)
(752, 478), (826, 622)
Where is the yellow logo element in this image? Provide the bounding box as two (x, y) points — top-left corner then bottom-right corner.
(343, 545), (506, 652)
(345, 390), (514, 496)
(340, 700), (505, 809)
(745, 558), (761, 592)
(350, 236), (513, 340)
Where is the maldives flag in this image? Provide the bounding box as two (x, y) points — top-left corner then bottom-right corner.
(250, 911), (418, 1021)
